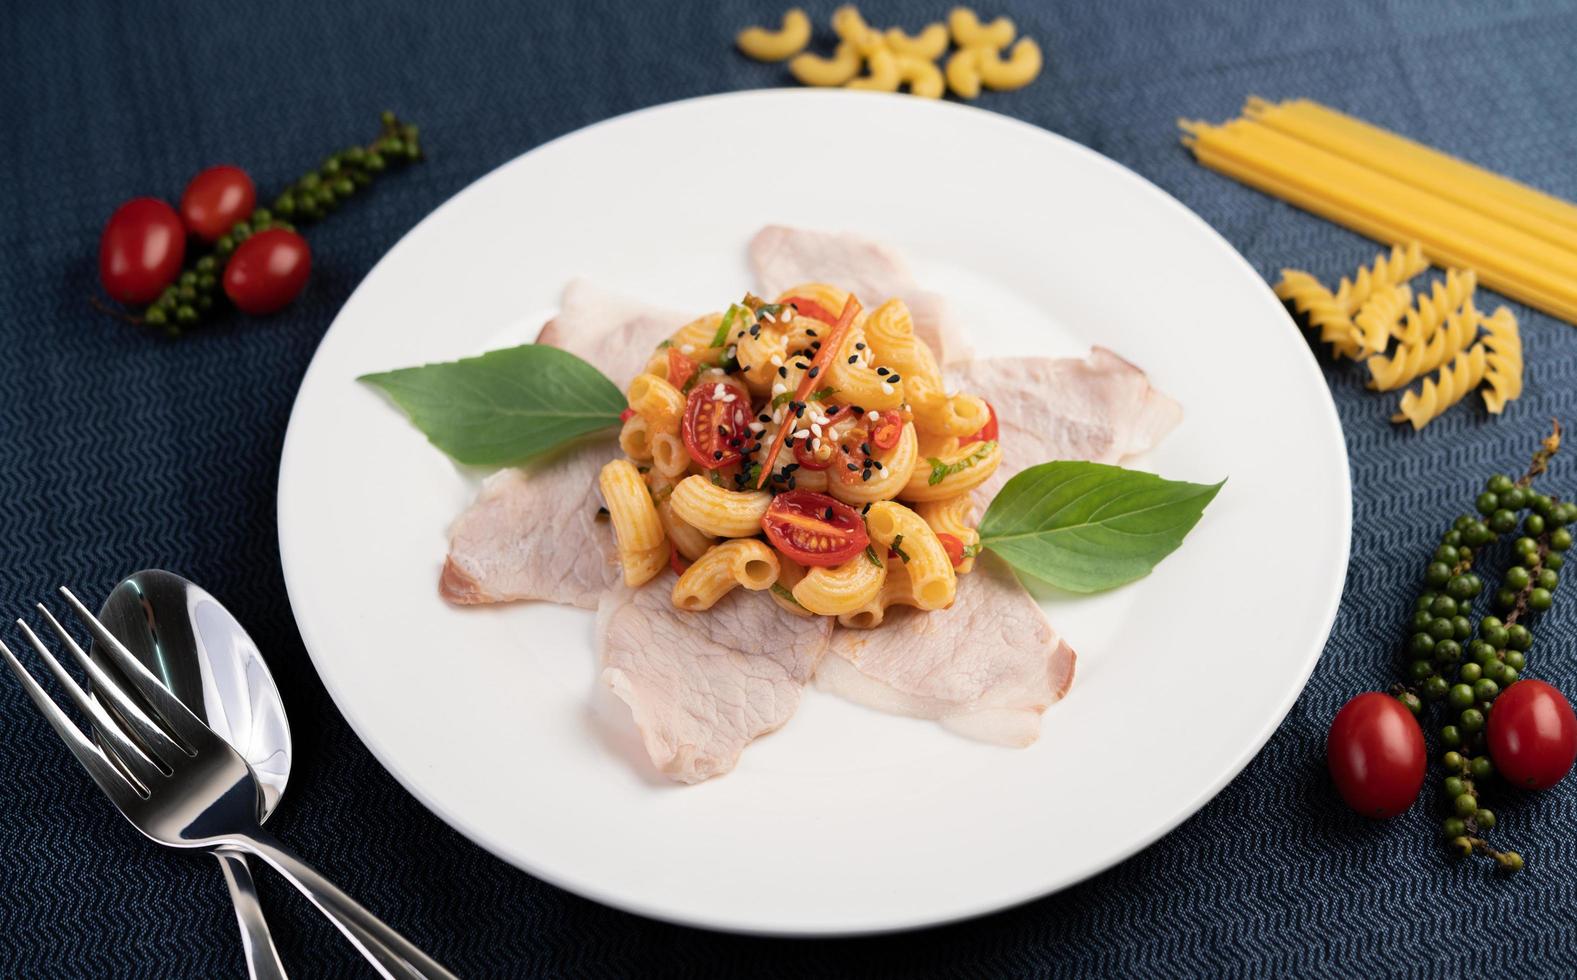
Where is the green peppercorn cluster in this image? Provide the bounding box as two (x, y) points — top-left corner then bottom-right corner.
(141, 111), (423, 335)
(1395, 428), (1568, 872)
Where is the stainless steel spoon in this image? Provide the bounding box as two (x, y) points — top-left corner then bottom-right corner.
(93, 570), (292, 980)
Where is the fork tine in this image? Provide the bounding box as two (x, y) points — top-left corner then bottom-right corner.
(57, 586), (207, 748)
(0, 637), (147, 804)
(34, 604), (187, 767)
(16, 618), (168, 789)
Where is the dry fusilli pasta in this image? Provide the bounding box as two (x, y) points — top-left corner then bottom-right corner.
(1392, 343), (1488, 430)
(1480, 306), (1523, 414)
(1274, 269), (1359, 358)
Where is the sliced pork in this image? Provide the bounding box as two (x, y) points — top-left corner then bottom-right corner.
(748, 225), (971, 364)
(599, 572), (834, 783)
(440, 281), (686, 607)
(817, 553), (1076, 747)
(948, 348), (1183, 497)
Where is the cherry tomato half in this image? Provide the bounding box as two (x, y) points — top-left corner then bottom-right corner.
(667, 348), (699, 391)
(180, 165), (257, 242)
(761, 490), (869, 567)
(1488, 679), (1577, 790)
(223, 228), (311, 315)
(960, 401), (999, 446)
(1327, 692), (1426, 818)
(870, 410), (904, 451)
(779, 295), (838, 324)
(99, 197), (186, 304)
(936, 532), (966, 568)
(681, 379), (751, 469)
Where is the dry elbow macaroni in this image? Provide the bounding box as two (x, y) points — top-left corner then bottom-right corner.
(744, 6), (1041, 99)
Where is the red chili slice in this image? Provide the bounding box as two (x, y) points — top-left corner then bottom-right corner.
(870, 410), (904, 450)
(791, 433), (834, 470)
(760, 490), (869, 567)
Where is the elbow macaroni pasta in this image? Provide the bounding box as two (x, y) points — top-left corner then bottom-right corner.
(902, 439), (1002, 502)
(673, 540), (780, 611)
(914, 494), (979, 574)
(838, 557), (917, 629)
(670, 475), (773, 538)
(599, 460), (667, 587)
(627, 374), (686, 436)
(827, 422), (919, 506)
(864, 501), (957, 610)
(736, 9), (811, 61)
(792, 553), (888, 616)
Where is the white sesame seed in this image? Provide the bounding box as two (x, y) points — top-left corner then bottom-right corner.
(769, 354), (783, 366)
(810, 423), (823, 437)
(762, 311), (776, 323)
(713, 384), (727, 399)
(725, 346), (737, 359)
(772, 382), (787, 396)
(879, 466), (889, 477)
(881, 382), (894, 395)
(749, 421), (766, 433)
(812, 438), (822, 452)
(721, 392), (736, 403)
(782, 309), (795, 322)
(867, 411), (880, 422)
(681, 344), (694, 354)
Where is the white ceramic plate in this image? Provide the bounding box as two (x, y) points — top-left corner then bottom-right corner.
(278, 90), (1350, 935)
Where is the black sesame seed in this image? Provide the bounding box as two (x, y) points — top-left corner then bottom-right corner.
(808, 366), (820, 378)
(824, 508), (834, 520)
(778, 366), (788, 377)
(847, 355), (858, 364)
(876, 367), (889, 376)
(785, 462), (800, 472)
(888, 374), (901, 383)
(806, 328), (818, 337)
(851, 405), (865, 415)
(860, 442), (871, 455)
(861, 470), (872, 481)
(846, 463), (858, 471)
(827, 406), (840, 415)
(758, 413), (771, 423)
(861, 503), (871, 514)
(795, 405), (806, 417)
(713, 451), (724, 460)
(854, 342), (865, 350)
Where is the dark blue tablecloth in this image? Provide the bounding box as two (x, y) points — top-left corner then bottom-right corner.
(6, 1), (1577, 975)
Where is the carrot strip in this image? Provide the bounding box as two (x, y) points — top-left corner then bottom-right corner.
(757, 295), (862, 487)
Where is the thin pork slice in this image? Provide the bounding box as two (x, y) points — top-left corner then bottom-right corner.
(440, 282), (687, 607)
(599, 572), (833, 783)
(949, 347), (1183, 497)
(537, 278), (687, 386)
(748, 225), (972, 364)
(817, 553), (1075, 747)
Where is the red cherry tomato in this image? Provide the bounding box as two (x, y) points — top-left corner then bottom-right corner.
(779, 295), (838, 324)
(223, 229), (311, 315)
(1488, 679), (1577, 790)
(667, 348), (699, 390)
(680, 379), (751, 469)
(1327, 692), (1426, 818)
(98, 198), (186, 304)
(960, 402), (999, 446)
(936, 533), (966, 568)
(870, 410), (905, 451)
(180, 165), (256, 242)
(761, 490), (869, 567)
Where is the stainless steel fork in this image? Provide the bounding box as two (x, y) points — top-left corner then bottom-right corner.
(0, 588), (458, 980)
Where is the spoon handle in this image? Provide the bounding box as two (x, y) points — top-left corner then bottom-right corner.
(216, 850), (290, 980)
(228, 829), (458, 980)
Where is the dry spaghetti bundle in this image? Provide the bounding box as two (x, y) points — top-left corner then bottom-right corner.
(1181, 98), (1577, 326)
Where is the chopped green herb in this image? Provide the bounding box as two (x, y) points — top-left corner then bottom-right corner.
(709, 469), (725, 487)
(927, 440), (997, 486)
(741, 461), (763, 486)
(864, 544), (882, 567)
(656, 339), (674, 350)
(712, 304), (746, 347)
(770, 583), (802, 606)
(961, 542), (982, 558)
(770, 386), (837, 411)
(891, 534), (910, 563)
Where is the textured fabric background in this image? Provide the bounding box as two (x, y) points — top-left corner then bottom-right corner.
(4, 1), (1577, 976)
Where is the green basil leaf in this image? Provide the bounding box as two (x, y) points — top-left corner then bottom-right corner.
(979, 461), (1223, 593)
(359, 344), (624, 466)
(927, 440), (996, 486)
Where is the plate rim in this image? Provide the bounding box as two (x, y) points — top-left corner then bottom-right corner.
(277, 88), (1353, 936)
